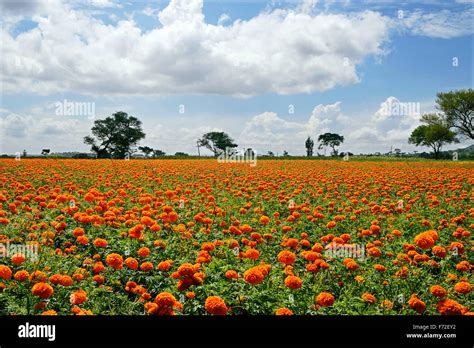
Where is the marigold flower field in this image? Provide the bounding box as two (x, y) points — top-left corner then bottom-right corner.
(0, 159), (472, 315)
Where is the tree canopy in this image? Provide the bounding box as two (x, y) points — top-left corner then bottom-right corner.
(84, 111), (145, 159)
(197, 132), (238, 157)
(317, 133), (344, 156)
(436, 89), (473, 140)
(305, 136), (314, 157)
(408, 114), (459, 159)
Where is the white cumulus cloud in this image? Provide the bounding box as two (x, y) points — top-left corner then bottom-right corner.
(1, 0), (391, 96)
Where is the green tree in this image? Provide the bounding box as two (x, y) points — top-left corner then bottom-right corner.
(197, 132), (238, 157)
(305, 136), (314, 157)
(152, 149), (166, 157)
(408, 119), (458, 159)
(318, 133), (344, 156)
(84, 111), (145, 159)
(139, 146), (154, 158)
(436, 89), (474, 139)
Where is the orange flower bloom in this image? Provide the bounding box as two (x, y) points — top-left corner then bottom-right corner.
(59, 275), (73, 286)
(140, 262), (154, 272)
(157, 260), (172, 271)
(454, 281), (472, 294)
(106, 253), (123, 269)
(259, 215), (270, 225)
(121, 256), (137, 269)
(284, 275), (302, 289)
(225, 270), (238, 279)
(93, 238), (108, 248)
(437, 298), (467, 315)
(432, 246), (447, 258)
(374, 264), (386, 272)
(430, 285), (447, 298)
(32, 282), (54, 299)
(11, 253), (26, 265)
(138, 247), (150, 257)
(343, 258), (359, 270)
(277, 250), (296, 265)
(275, 307), (293, 315)
(455, 261), (471, 272)
(244, 267), (264, 285)
(14, 270), (30, 281)
(414, 232), (435, 250)
(70, 289), (88, 305)
(408, 294), (426, 314)
(149, 292), (182, 315)
(316, 292), (335, 307)
(0, 265), (12, 280)
(205, 296), (228, 315)
(361, 293), (377, 304)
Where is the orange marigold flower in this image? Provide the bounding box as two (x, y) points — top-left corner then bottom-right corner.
(361, 293), (377, 304)
(59, 275), (73, 286)
(408, 294), (426, 314)
(205, 296), (228, 315)
(30, 270), (47, 283)
(260, 215), (270, 225)
(14, 270), (30, 281)
(77, 235), (89, 245)
(0, 265), (12, 280)
(72, 227), (85, 236)
(243, 267), (264, 285)
(454, 281), (472, 294)
(437, 298), (467, 315)
(177, 263), (197, 277)
(225, 270), (238, 279)
(150, 224), (161, 232)
(284, 275), (302, 289)
(125, 257), (138, 270)
(343, 258), (359, 270)
(430, 285), (447, 298)
(380, 300), (393, 310)
(316, 292), (335, 307)
(374, 264), (386, 272)
(186, 291), (195, 299)
(32, 282), (54, 299)
(138, 247), (150, 257)
(106, 253), (123, 269)
(11, 253), (26, 265)
(149, 292), (182, 315)
(277, 250), (296, 265)
(414, 232), (435, 250)
(93, 238), (108, 248)
(275, 307), (293, 315)
(367, 247), (381, 257)
(157, 260), (172, 271)
(41, 310), (58, 316)
(242, 248), (260, 260)
(455, 261), (471, 272)
(70, 289), (88, 305)
(140, 262), (154, 272)
(449, 242), (465, 255)
(432, 245), (447, 258)
(92, 275), (104, 284)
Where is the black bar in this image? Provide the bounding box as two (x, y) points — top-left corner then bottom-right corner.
(0, 315), (471, 347)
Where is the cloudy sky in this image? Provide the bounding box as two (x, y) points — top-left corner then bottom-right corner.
(0, 0), (472, 156)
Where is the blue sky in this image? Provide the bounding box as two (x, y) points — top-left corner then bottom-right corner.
(0, 0), (472, 156)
